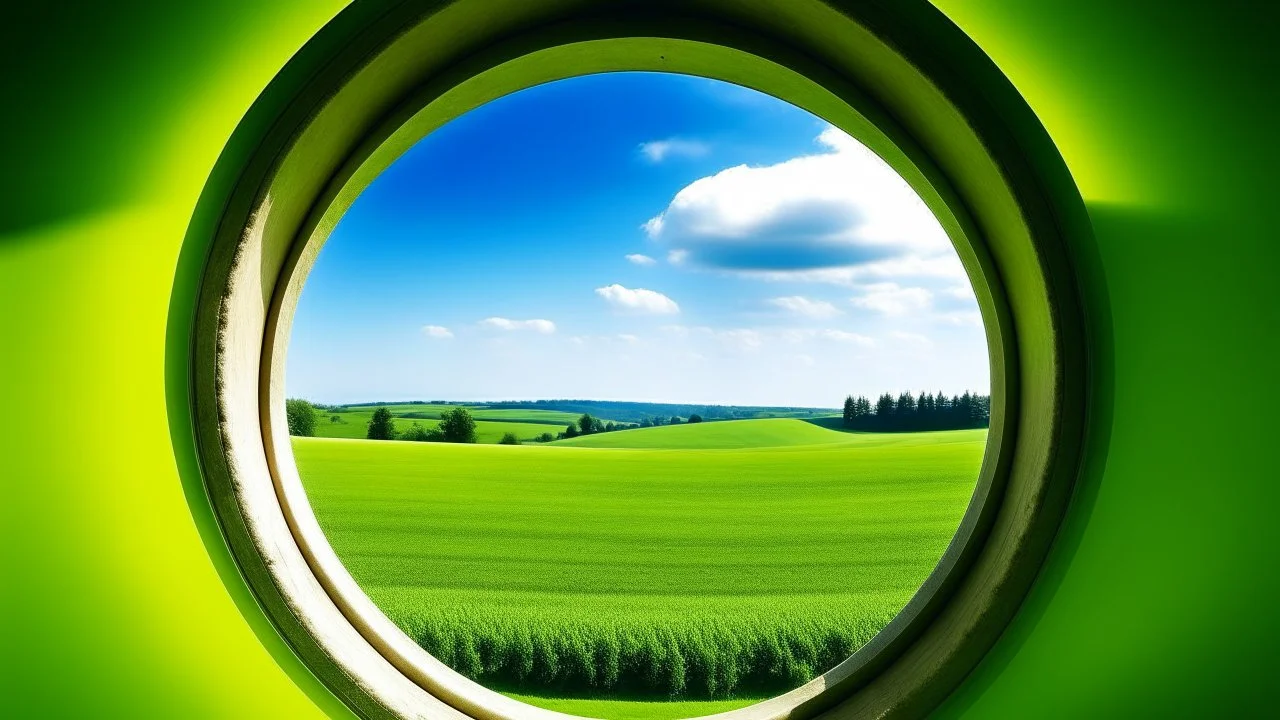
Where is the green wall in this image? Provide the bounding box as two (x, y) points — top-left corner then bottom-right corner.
(0, 1), (1275, 717)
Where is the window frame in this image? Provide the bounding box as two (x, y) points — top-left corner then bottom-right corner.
(171, 2), (1091, 718)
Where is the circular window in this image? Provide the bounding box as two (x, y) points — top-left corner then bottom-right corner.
(285, 71), (992, 719)
(171, 3), (1089, 719)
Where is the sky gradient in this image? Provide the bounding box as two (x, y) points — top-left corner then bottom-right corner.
(287, 72), (987, 407)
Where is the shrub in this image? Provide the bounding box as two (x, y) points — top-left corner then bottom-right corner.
(401, 423), (445, 442)
(535, 432), (555, 443)
(688, 414), (703, 423)
(285, 398), (316, 436)
(499, 432), (520, 445)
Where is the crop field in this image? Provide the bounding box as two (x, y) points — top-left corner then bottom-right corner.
(293, 421), (985, 718)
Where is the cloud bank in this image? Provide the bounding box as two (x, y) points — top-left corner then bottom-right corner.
(643, 127), (951, 273)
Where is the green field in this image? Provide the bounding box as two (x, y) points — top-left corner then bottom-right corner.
(313, 411), (560, 443)
(294, 420), (985, 718)
(555, 417), (866, 449)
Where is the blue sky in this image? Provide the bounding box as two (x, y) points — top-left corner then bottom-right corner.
(287, 72), (987, 407)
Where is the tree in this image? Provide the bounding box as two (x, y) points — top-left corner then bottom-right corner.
(499, 432), (520, 445)
(688, 414), (703, 423)
(843, 395), (856, 426)
(536, 432), (555, 443)
(564, 423), (579, 438)
(669, 415), (682, 425)
(286, 398), (317, 436)
(438, 407), (477, 443)
(579, 413), (596, 435)
(366, 407), (395, 440)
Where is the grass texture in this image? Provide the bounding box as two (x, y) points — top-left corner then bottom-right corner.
(293, 422), (984, 702)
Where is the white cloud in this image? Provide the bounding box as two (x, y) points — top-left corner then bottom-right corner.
(768, 295), (842, 319)
(480, 317), (557, 334)
(421, 325), (454, 339)
(667, 248), (689, 266)
(638, 138), (710, 163)
(642, 126), (950, 272)
(626, 253), (657, 266)
(737, 255), (967, 287)
(594, 284), (680, 315)
(850, 283), (933, 316)
(781, 328), (876, 347)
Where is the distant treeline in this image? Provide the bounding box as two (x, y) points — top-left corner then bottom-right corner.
(842, 391), (990, 431)
(483, 399), (827, 424)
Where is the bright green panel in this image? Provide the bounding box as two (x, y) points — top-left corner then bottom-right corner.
(0, 1), (354, 718)
(931, 1), (1280, 718)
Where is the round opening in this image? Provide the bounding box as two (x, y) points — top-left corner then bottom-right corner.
(173, 4), (1088, 719)
(284, 72), (993, 719)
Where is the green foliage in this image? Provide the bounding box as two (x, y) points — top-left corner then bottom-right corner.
(687, 414), (703, 424)
(294, 423), (985, 699)
(438, 406), (478, 443)
(535, 432), (556, 443)
(366, 407), (395, 440)
(285, 398), (316, 437)
(563, 423), (579, 439)
(401, 423), (445, 442)
(499, 432), (520, 445)
(579, 413), (596, 435)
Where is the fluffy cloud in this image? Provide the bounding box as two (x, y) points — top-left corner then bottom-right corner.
(767, 295), (842, 319)
(643, 127), (950, 272)
(594, 284), (680, 314)
(626, 253), (657, 266)
(850, 283), (933, 316)
(480, 317), (557, 334)
(638, 138), (710, 163)
(421, 325), (453, 339)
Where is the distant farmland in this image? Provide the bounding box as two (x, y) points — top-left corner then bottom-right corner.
(294, 420), (984, 717)
(309, 405), (575, 443)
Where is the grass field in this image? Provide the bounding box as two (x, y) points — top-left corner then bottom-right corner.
(294, 420), (985, 718)
(312, 411), (559, 443)
(554, 418), (866, 449)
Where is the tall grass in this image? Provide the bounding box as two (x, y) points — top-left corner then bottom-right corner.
(376, 591), (900, 698)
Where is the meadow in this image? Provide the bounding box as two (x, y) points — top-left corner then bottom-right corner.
(293, 420), (985, 717)
(311, 405), (572, 443)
